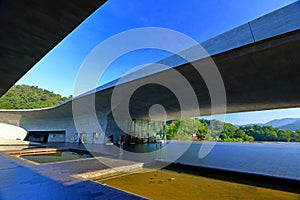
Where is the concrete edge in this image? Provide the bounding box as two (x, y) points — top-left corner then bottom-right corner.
(73, 162), (144, 179)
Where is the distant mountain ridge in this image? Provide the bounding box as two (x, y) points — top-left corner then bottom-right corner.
(264, 118), (300, 128)
(243, 118), (300, 131)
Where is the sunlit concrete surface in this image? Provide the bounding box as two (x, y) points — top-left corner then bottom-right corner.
(0, 0), (107, 96)
(0, 123), (26, 140)
(36, 142), (300, 181)
(173, 142), (300, 180)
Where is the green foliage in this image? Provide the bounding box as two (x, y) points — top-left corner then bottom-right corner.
(241, 125), (300, 142)
(166, 118), (299, 142)
(0, 85), (72, 109)
(166, 119), (195, 140)
(218, 123), (254, 142)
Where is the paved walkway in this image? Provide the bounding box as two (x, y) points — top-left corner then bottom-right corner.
(2, 141), (300, 199)
(0, 152), (147, 200)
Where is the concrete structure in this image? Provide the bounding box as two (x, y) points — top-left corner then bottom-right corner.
(0, 2), (300, 144)
(0, 0), (107, 96)
(0, 2), (300, 199)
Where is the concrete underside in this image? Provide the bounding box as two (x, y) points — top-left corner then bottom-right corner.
(0, 0), (106, 96)
(0, 2), (299, 143)
(0, 28), (298, 144)
(124, 29), (300, 119)
(1, 29), (299, 121)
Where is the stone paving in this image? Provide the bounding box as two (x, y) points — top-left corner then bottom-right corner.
(0, 152), (147, 200)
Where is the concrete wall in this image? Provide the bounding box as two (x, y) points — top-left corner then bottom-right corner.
(105, 112), (127, 144)
(48, 132), (66, 143)
(20, 117), (74, 142)
(18, 112), (120, 144)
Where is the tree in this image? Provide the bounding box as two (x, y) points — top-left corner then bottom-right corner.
(0, 84), (72, 109)
(196, 122), (207, 139)
(164, 118), (298, 142)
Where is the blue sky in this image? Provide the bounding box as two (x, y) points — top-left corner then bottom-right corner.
(222, 108), (300, 125)
(16, 0), (298, 125)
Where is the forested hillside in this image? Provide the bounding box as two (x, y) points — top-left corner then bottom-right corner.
(166, 118), (300, 142)
(0, 85), (72, 109)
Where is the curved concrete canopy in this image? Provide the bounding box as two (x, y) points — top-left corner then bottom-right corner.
(1, 28), (300, 123)
(0, 0), (107, 96)
(0, 2), (299, 129)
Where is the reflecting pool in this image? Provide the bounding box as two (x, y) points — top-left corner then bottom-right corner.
(95, 169), (300, 200)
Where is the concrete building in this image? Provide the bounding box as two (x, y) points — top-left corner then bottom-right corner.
(0, 1), (299, 144)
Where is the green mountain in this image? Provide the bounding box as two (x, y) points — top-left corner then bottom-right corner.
(0, 85), (72, 109)
(166, 118), (300, 142)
